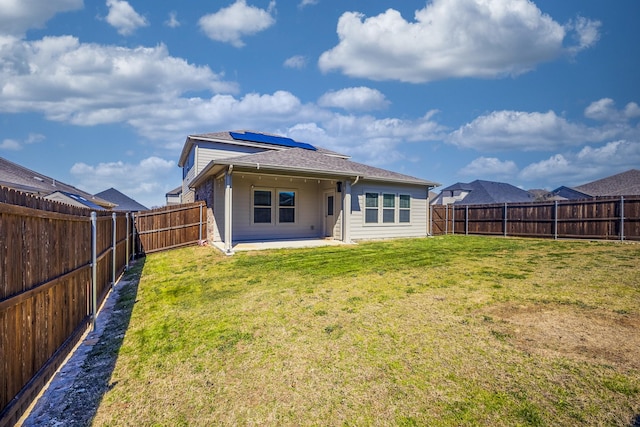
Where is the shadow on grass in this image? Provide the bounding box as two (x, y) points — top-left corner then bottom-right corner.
(45, 256), (145, 426)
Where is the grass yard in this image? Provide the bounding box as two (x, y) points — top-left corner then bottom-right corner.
(92, 236), (640, 426)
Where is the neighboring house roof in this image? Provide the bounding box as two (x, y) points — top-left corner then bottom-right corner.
(439, 180), (533, 205)
(45, 191), (106, 210)
(191, 147), (440, 188)
(179, 130), (349, 167)
(550, 186), (592, 201)
(0, 156), (116, 208)
(95, 187), (149, 211)
(573, 169), (640, 197)
(165, 186), (182, 197)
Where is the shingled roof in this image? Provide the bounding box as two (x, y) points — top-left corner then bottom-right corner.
(193, 147), (439, 187)
(573, 169), (640, 197)
(0, 156), (115, 208)
(95, 188), (149, 212)
(439, 179), (533, 205)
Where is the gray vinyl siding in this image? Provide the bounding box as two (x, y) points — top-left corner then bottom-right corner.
(230, 175), (324, 241)
(196, 142), (265, 172)
(349, 182), (428, 240)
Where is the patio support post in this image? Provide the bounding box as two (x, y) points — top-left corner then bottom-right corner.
(224, 170), (233, 254)
(343, 180), (352, 243)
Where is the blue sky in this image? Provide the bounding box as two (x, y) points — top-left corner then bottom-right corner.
(1, 0), (638, 208)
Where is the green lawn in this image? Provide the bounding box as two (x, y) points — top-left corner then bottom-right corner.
(93, 236), (640, 426)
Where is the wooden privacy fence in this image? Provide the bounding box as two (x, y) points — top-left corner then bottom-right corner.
(134, 202), (205, 254)
(0, 187), (135, 427)
(431, 196), (640, 241)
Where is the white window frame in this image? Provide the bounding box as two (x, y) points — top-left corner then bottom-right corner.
(251, 187), (297, 225)
(363, 192), (412, 226)
(252, 188), (274, 225)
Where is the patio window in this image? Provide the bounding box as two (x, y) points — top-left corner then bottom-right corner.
(278, 190), (296, 223)
(399, 195), (411, 223)
(365, 192), (379, 223)
(383, 193), (395, 223)
(253, 189), (272, 223)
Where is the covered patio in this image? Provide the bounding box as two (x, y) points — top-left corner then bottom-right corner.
(211, 237), (350, 253)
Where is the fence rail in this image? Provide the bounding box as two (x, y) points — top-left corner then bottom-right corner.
(431, 196), (640, 241)
(134, 202), (205, 254)
(0, 186), (135, 427)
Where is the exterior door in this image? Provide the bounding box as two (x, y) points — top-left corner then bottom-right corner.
(324, 192), (335, 238)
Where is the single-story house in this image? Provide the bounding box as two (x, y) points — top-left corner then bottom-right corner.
(551, 169), (640, 200)
(178, 130), (440, 253)
(431, 179), (532, 205)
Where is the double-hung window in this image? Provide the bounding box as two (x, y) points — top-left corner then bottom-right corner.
(365, 192), (379, 223)
(278, 191), (296, 223)
(253, 189), (272, 223)
(399, 195), (410, 223)
(383, 193), (395, 223)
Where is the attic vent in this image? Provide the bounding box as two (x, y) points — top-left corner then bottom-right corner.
(33, 176), (44, 182)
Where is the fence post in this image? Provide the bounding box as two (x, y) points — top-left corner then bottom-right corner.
(503, 202), (508, 237)
(125, 212), (130, 269)
(465, 205), (469, 235)
(429, 204), (433, 236)
(132, 212), (137, 258)
(452, 205), (455, 235)
(90, 212), (97, 332)
(445, 205), (449, 234)
(199, 203), (203, 241)
(112, 212), (117, 285)
(620, 196), (625, 241)
(554, 200), (558, 240)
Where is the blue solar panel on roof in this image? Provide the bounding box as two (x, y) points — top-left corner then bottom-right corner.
(230, 131), (317, 151)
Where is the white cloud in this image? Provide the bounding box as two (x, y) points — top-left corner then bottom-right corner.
(283, 55), (307, 69)
(0, 36), (237, 124)
(0, 0), (82, 37)
(448, 110), (605, 151)
(518, 140), (640, 186)
(198, 0), (276, 48)
(164, 11), (180, 28)
(459, 157), (518, 179)
(318, 0), (599, 83)
(585, 98), (640, 122)
(70, 156), (175, 208)
(105, 0), (148, 36)
(568, 16), (601, 52)
(0, 133), (45, 150)
(318, 87), (390, 112)
(299, 0), (318, 8)
(286, 110), (444, 166)
(0, 138), (21, 150)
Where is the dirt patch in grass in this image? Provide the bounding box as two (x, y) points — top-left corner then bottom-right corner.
(485, 303), (640, 370)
